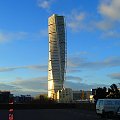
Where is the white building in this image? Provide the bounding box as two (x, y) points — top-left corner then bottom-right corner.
(48, 14), (66, 99)
(57, 88), (73, 103)
(89, 95), (95, 103)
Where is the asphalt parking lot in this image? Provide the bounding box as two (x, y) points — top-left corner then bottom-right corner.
(0, 109), (119, 120)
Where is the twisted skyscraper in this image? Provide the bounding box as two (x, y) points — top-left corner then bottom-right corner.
(48, 14), (66, 99)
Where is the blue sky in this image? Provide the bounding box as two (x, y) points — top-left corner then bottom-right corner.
(0, 0), (120, 96)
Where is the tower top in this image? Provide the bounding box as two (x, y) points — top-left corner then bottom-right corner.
(52, 14), (58, 16)
(51, 14), (64, 17)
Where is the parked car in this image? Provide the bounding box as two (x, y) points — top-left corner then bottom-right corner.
(96, 99), (120, 118)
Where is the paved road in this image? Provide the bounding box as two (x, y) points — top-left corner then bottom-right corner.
(0, 109), (118, 120)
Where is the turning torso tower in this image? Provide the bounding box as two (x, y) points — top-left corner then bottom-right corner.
(48, 14), (66, 99)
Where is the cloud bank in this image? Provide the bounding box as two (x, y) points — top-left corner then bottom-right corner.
(68, 56), (120, 70)
(0, 75), (110, 96)
(108, 73), (120, 80)
(0, 65), (47, 72)
(0, 32), (28, 43)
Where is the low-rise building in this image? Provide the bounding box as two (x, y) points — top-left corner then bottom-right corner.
(89, 95), (94, 103)
(14, 95), (32, 103)
(73, 90), (92, 102)
(57, 88), (73, 103)
(0, 91), (13, 103)
(73, 90), (82, 101)
(84, 91), (91, 100)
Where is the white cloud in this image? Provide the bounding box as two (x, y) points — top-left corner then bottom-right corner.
(0, 67), (17, 72)
(108, 72), (120, 80)
(38, 0), (53, 9)
(0, 82), (17, 91)
(0, 76), (48, 96)
(0, 33), (8, 42)
(94, 0), (120, 38)
(0, 65), (47, 72)
(94, 20), (114, 31)
(0, 31), (28, 43)
(24, 65), (47, 71)
(39, 29), (48, 37)
(66, 69), (81, 73)
(0, 30), (48, 43)
(102, 30), (120, 38)
(12, 77), (47, 90)
(68, 56), (120, 70)
(99, 0), (120, 21)
(66, 76), (82, 83)
(0, 74), (113, 96)
(66, 1), (120, 38)
(64, 81), (109, 91)
(67, 10), (86, 31)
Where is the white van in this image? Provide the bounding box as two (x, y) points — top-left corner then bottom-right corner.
(96, 99), (120, 117)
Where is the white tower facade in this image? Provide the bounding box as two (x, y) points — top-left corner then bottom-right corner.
(48, 14), (66, 99)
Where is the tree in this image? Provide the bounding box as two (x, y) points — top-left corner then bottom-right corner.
(81, 90), (84, 100)
(93, 84), (120, 101)
(107, 84), (120, 99)
(93, 87), (108, 103)
(32, 95), (57, 104)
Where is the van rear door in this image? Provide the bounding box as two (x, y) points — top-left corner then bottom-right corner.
(96, 100), (104, 114)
